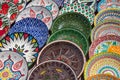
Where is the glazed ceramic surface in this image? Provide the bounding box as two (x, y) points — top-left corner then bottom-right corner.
(59, 2), (95, 25)
(8, 18), (49, 48)
(64, 0), (76, 4)
(37, 40), (86, 78)
(48, 28), (89, 55)
(0, 32), (39, 69)
(52, 0), (64, 8)
(0, 14), (10, 40)
(27, 0), (59, 19)
(84, 52), (120, 80)
(16, 6), (53, 29)
(0, 51), (28, 80)
(51, 12), (92, 39)
(28, 60), (77, 80)
(0, 2), (18, 24)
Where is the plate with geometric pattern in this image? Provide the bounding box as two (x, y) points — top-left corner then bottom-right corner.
(0, 51), (28, 80)
(0, 32), (39, 69)
(28, 60), (77, 80)
(84, 52), (120, 80)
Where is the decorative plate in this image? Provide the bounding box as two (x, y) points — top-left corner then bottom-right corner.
(0, 51), (28, 80)
(91, 21), (120, 42)
(97, 0), (120, 12)
(52, 0), (64, 8)
(28, 60), (77, 80)
(1, 0), (26, 12)
(0, 32), (39, 69)
(78, 0), (97, 12)
(37, 40), (86, 78)
(27, 0), (59, 19)
(16, 6), (53, 30)
(84, 52), (120, 80)
(59, 2), (95, 25)
(94, 8), (120, 26)
(8, 18), (49, 48)
(0, 14), (10, 40)
(47, 28), (89, 55)
(64, 0), (76, 5)
(51, 12), (92, 39)
(89, 35), (120, 58)
(86, 74), (120, 80)
(0, 2), (19, 24)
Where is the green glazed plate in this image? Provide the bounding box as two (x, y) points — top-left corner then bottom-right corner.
(47, 28), (89, 55)
(51, 12), (92, 39)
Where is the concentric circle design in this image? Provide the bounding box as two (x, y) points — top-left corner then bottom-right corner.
(28, 60), (77, 80)
(84, 52), (120, 80)
(0, 32), (40, 69)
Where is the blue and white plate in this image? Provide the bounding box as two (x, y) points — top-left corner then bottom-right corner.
(8, 18), (49, 48)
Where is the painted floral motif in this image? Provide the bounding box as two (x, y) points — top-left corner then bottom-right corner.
(0, 55), (24, 80)
(0, 32), (39, 68)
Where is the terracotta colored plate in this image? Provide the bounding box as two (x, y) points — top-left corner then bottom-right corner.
(94, 8), (120, 26)
(28, 60), (77, 80)
(0, 14), (10, 40)
(27, 0), (59, 19)
(87, 74), (120, 80)
(0, 51), (28, 80)
(59, 2), (95, 25)
(37, 40), (86, 78)
(91, 21), (120, 42)
(51, 12), (92, 39)
(97, 0), (120, 12)
(0, 2), (19, 24)
(89, 35), (120, 58)
(84, 52), (120, 80)
(8, 18), (49, 48)
(16, 6), (53, 30)
(48, 28), (89, 55)
(0, 32), (39, 69)
(1, 0), (27, 12)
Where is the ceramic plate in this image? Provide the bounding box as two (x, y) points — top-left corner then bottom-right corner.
(0, 51), (28, 80)
(51, 12), (92, 39)
(48, 28), (89, 55)
(89, 35), (120, 58)
(1, 0), (27, 12)
(28, 60), (77, 80)
(52, 0), (64, 8)
(59, 2), (94, 25)
(37, 40), (86, 78)
(84, 52), (120, 80)
(64, 0), (76, 5)
(0, 32), (39, 69)
(94, 8), (120, 26)
(91, 21), (120, 42)
(0, 14), (10, 40)
(78, 0), (97, 12)
(16, 6), (53, 30)
(97, 0), (120, 12)
(8, 18), (49, 48)
(86, 74), (120, 80)
(27, 0), (59, 19)
(0, 2), (19, 24)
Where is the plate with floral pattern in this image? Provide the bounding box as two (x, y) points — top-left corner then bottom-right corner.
(8, 18), (49, 48)
(37, 40), (86, 78)
(52, 0), (64, 8)
(28, 60), (77, 80)
(97, 0), (120, 12)
(0, 2), (19, 24)
(27, 0), (59, 19)
(59, 2), (95, 25)
(84, 52), (120, 80)
(0, 32), (39, 69)
(1, 0), (26, 12)
(0, 51), (28, 80)
(0, 14), (10, 40)
(16, 6), (53, 30)
(89, 35), (120, 58)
